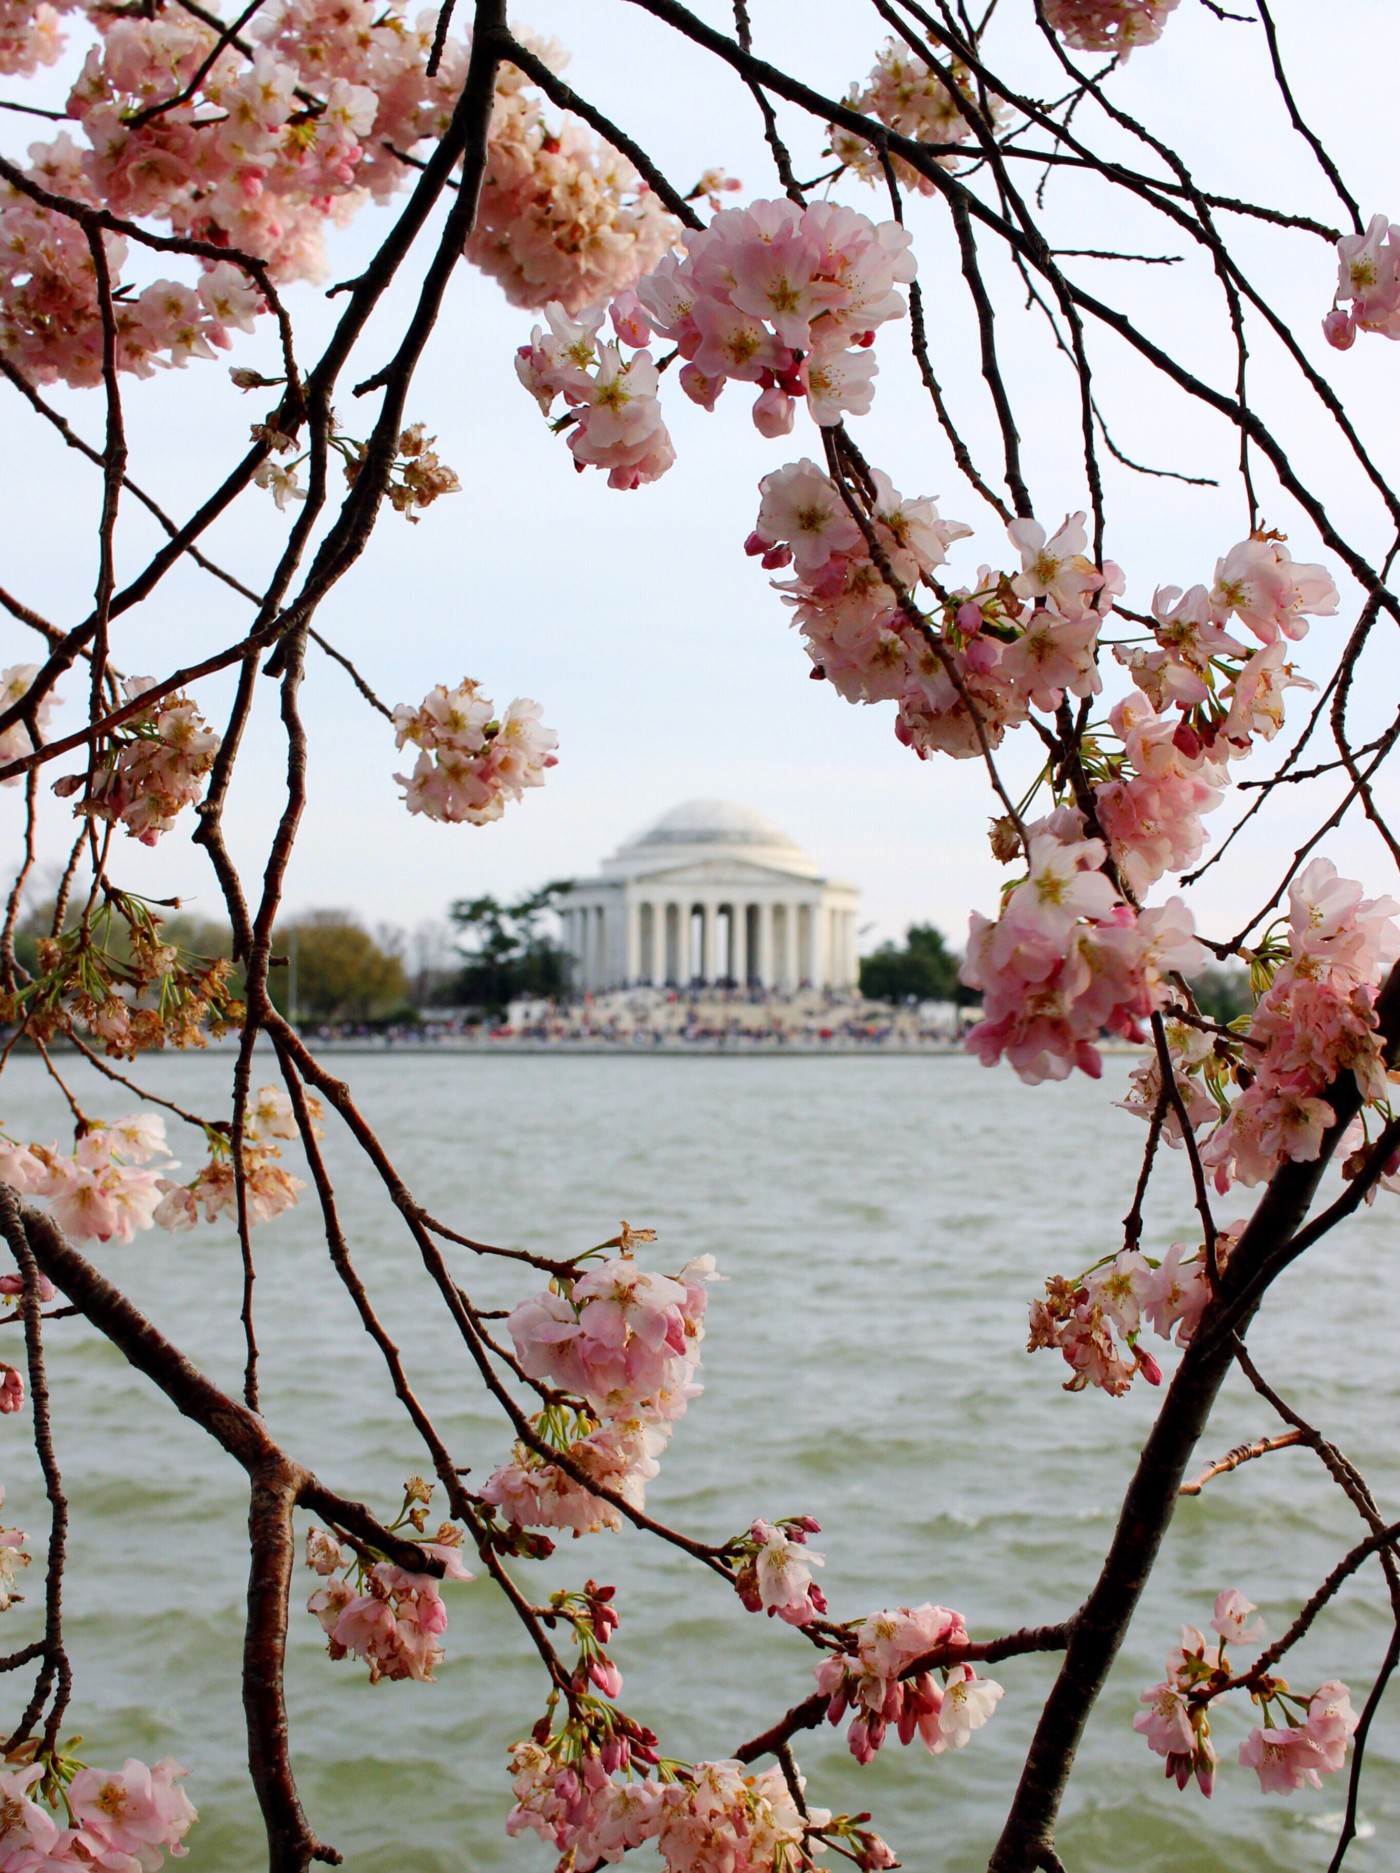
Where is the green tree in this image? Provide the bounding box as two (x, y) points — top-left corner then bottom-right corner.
(268, 911), (408, 1022)
(449, 884), (571, 1015)
(859, 923), (965, 1004)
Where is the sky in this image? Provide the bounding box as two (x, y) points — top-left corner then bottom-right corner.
(4, 0), (1400, 960)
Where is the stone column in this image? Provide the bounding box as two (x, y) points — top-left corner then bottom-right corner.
(626, 897), (641, 986)
(700, 902), (716, 984)
(776, 904), (792, 991)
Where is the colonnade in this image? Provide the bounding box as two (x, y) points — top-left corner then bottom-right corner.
(561, 896), (859, 991)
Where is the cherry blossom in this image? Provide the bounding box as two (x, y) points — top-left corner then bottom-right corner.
(523, 196), (917, 465)
(393, 679), (557, 825)
(466, 46), (677, 314)
(734, 1517), (827, 1626)
(830, 38), (988, 193)
(0, 1752), (197, 1867)
(1210, 1589), (1265, 1648)
(21, 1113), (175, 1246)
(1208, 534), (1338, 645)
(813, 1602), (1006, 1765)
(53, 680), (219, 845)
(1042, 0), (1181, 55)
(153, 1084), (317, 1231)
(67, 1759), (198, 1865)
(1201, 860), (1400, 1193)
(655, 1759), (821, 1873)
(961, 810), (1205, 1084)
(1325, 213), (1400, 348)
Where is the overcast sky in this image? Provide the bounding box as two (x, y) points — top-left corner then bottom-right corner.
(4, 0), (1399, 958)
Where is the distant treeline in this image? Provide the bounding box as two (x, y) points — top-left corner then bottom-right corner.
(14, 896), (1251, 1027)
(12, 886), (573, 1024)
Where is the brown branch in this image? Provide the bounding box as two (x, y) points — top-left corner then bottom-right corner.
(1179, 1429), (1302, 1495)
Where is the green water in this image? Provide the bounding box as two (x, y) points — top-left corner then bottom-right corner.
(1, 1052), (1393, 1870)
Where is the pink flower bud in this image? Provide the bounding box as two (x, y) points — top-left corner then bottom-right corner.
(956, 601), (984, 636)
(589, 1657), (623, 1698)
(0, 1367), (23, 1414)
(1323, 308), (1356, 351)
(1135, 1345), (1164, 1387)
(752, 386), (795, 439)
(1171, 718), (1203, 760)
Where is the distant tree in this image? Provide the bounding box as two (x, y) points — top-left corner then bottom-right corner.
(1189, 965), (1252, 1026)
(269, 911), (408, 1022)
(449, 884), (571, 1015)
(859, 923), (965, 1004)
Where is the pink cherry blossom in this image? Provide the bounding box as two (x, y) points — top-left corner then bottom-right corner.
(1327, 213), (1400, 347)
(393, 680), (557, 825)
(1043, 0), (1180, 55)
(1209, 1589), (1265, 1648)
(68, 1759), (197, 1865)
(1208, 535), (1338, 645)
(830, 39), (988, 194)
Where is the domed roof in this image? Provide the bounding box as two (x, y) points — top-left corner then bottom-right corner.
(603, 799), (819, 879)
(631, 799), (796, 849)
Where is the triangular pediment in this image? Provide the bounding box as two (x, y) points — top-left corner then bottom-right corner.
(623, 857), (822, 889)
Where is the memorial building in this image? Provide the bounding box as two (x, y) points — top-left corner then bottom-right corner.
(561, 800), (860, 991)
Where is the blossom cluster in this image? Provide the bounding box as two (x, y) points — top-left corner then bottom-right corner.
(0, 0), (75, 79)
(392, 679), (557, 825)
(154, 1083), (314, 1229)
(506, 1740), (831, 1873)
(1042, 0), (1180, 55)
(1324, 213), (1400, 349)
(751, 485), (1127, 762)
(732, 1515), (827, 1626)
(0, 1089), (313, 1247)
(516, 301), (674, 490)
(814, 1602), (1003, 1764)
(1, 14), (674, 385)
(1115, 859), (1400, 1197)
(0, 139), (261, 386)
(1095, 535), (1334, 895)
(482, 1241), (714, 1536)
(52, 679), (219, 845)
(305, 1485), (472, 1684)
(959, 807), (1205, 1084)
(1, 1110), (175, 1244)
(1027, 1224), (1242, 1396)
(1135, 1590), (1357, 1798)
(518, 196), (917, 484)
(1202, 860), (1400, 1191)
(15, 891), (243, 1058)
(829, 37), (984, 192)
(465, 45), (677, 313)
(0, 1753), (196, 1869)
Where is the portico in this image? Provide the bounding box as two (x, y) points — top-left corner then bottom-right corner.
(561, 800), (860, 991)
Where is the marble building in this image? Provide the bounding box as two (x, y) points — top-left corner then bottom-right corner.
(561, 800), (860, 991)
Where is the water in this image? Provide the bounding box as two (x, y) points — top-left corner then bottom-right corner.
(0, 1051), (1395, 1871)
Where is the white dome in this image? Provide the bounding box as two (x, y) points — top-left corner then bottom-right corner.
(629, 799), (796, 850)
(602, 799), (819, 879)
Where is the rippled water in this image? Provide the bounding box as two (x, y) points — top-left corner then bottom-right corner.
(1, 1051), (1395, 1871)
